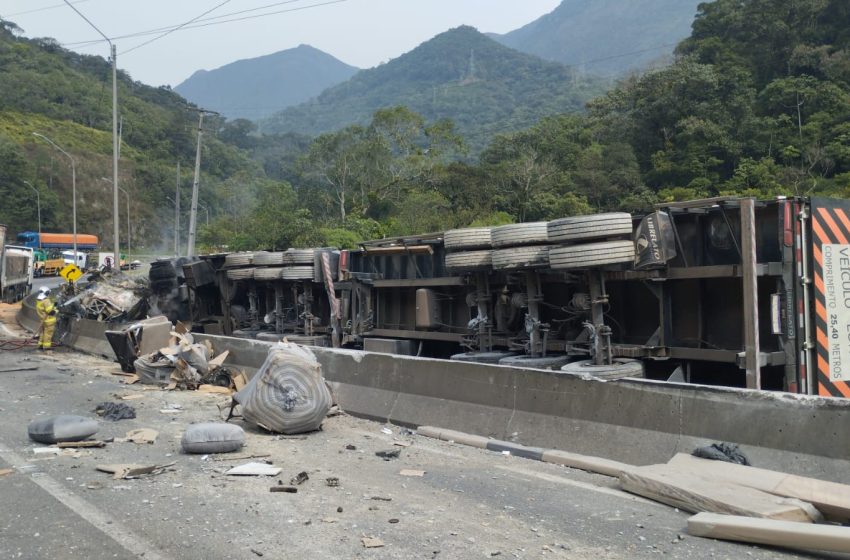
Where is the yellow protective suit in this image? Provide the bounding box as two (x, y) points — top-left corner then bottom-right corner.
(36, 297), (56, 350)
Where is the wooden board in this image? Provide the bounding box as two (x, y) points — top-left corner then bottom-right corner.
(669, 453), (850, 521)
(619, 464), (818, 522)
(688, 512), (850, 553)
(541, 449), (631, 478)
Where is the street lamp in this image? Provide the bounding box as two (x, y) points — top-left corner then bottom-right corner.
(22, 180), (41, 249)
(32, 133), (76, 262)
(100, 177), (130, 260)
(166, 196), (180, 257)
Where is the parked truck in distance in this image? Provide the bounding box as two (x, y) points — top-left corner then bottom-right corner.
(0, 225), (34, 303)
(16, 231), (99, 251)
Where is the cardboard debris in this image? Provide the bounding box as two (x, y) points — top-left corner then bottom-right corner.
(399, 469), (426, 477)
(115, 428), (158, 444)
(208, 351), (230, 369)
(361, 536), (385, 548)
(96, 462), (175, 480)
(198, 384), (232, 395)
(0, 468), (14, 477)
(231, 371), (248, 392)
(225, 462), (282, 476)
(210, 453), (271, 462)
(120, 394), (145, 400)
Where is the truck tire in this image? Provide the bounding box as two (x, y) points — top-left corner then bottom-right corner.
(444, 228), (492, 251)
(560, 358), (645, 380)
(547, 213), (633, 243)
(492, 222), (549, 248)
(253, 251), (286, 266)
(224, 252), (254, 268)
(226, 268), (256, 280)
(254, 267), (284, 281)
(280, 266), (314, 280)
(450, 351), (517, 364)
(498, 354), (570, 370)
(491, 245), (550, 270)
(445, 250), (492, 271)
(548, 240), (634, 270)
(282, 249), (315, 265)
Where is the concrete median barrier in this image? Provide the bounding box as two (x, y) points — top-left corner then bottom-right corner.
(195, 334), (850, 481)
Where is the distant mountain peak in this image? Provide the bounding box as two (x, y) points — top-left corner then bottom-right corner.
(174, 45), (359, 120)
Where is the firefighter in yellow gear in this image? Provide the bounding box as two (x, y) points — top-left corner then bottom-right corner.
(36, 287), (57, 350)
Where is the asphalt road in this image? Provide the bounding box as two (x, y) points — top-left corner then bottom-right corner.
(0, 347), (844, 560)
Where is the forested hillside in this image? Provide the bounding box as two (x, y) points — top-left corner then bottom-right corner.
(175, 45), (359, 120)
(2, 0), (848, 256)
(261, 26), (606, 153)
(493, 0), (701, 76)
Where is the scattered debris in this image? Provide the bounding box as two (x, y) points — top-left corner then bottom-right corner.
(325, 477), (339, 487)
(57, 440), (106, 448)
(96, 462), (175, 480)
(33, 447), (63, 455)
(370, 496), (392, 502)
(321, 517), (338, 523)
(94, 402), (136, 421)
(198, 384), (232, 395)
(399, 469), (426, 477)
(120, 394), (144, 400)
(393, 440), (412, 448)
(0, 366), (38, 373)
(115, 428), (158, 444)
(291, 471), (309, 485)
(345, 444), (357, 451)
(381, 427), (393, 435)
(270, 486), (298, 493)
(182, 423), (245, 454)
(692, 442), (750, 465)
(210, 453), (271, 462)
(28, 415), (99, 444)
(337, 506), (344, 513)
(250, 548), (264, 557)
(0, 468), (14, 477)
(388, 518), (399, 524)
(226, 462), (282, 476)
(376, 448), (401, 461)
(361, 536), (385, 548)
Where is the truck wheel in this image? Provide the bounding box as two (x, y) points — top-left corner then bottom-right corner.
(548, 240), (634, 270)
(450, 351), (517, 364)
(280, 266), (315, 280)
(444, 228), (492, 251)
(226, 267), (256, 280)
(547, 213), (633, 243)
(560, 358), (645, 380)
(224, 252), (254, 268)
(491, 222), (549, 248)
(491, 245), (550, 270)
(445, 250), (492, 271)
(498, 354), (570, 369)
(254, 267), (285, 281)
(282, 249), (315, 265)
(253, 252), (286, 266)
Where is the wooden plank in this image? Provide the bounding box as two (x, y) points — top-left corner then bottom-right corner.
(619, 464), (817, 522)
(688, 512), (850, 553)
(669, 453), (850, 521)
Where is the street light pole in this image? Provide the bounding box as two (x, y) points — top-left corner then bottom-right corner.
(22, 180), (41, 249)
(62, 1), (119, 265)
(118, 185), (130, 259)
(187, 108), (217, 257)
(175, 161), (180, 257)
(32, 133), (76, 262)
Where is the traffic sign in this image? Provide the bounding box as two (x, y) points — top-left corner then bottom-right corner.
(59, 264), (83, 283)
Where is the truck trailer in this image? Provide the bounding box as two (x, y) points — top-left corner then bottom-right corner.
(174, 196), (850, 397)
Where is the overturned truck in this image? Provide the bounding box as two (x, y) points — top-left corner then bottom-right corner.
(171, 196), (850, 397)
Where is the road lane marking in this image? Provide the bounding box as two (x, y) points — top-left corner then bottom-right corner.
(0, 445), (171, 560)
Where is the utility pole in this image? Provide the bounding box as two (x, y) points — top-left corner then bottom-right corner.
(175, 161), (180, 257)
(23, 181), (41, 249)
(186, 108), (217, 257)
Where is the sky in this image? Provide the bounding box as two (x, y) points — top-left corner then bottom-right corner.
(0, 0), (562, 87)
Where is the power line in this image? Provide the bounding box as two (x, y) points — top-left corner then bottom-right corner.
(3, 0), (88, 18)
(123, 0), (233, 55)
(65, 0), (348, 50)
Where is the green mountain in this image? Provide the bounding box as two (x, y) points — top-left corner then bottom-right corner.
(261, 26), (606, 152)
(492, 0), (702, 76)
(0, 19), (266, 251)
(175, 45), (359, 120)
